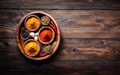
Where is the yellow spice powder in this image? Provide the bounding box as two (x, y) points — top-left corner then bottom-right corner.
(26, 17), (40, 31)
(24, 41), (40, 56)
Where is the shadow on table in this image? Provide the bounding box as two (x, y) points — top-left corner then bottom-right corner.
(23, 36), (63, 66)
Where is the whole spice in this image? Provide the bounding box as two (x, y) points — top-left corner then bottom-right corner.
(50, 21), (57, 33)
(21, 30), (29, 39)
(41, 16), (50, 25)
(39, 28), (53, 43)
(24, 41), (40, 57)
(51, 41), (57, 50)
(25, 16), (40, 31)
(40, 45), (52, 57)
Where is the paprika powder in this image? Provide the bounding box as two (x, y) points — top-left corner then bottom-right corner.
(39, 27), (54, 44)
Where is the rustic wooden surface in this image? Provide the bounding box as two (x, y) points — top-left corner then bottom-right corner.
(0, 0), (120, 75)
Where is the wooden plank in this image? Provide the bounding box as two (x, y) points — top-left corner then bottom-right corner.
(0, 10), (120, 39)
(0, 46), (120, 72)
(1, 38), (120, 49)
(0, 72), (101, 75)
(0, 39), (120, 60)
(0, 0), (120, 10)
(1, 44), (120, 70)
(1, 72), (120, 75)
(1, 10), (120, 26)
(1, 26), (120, 39)
(1, 10), (120, 27)
(0, 59), (120, 72)
(0, 0), (120, 74)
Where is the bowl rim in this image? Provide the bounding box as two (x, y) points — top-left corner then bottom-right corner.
(38, 26), (55, 44)
(24, 15), (41, 31)
(16, 11), (61, 61)
(41, 15), (51, 25)
(20, 30), (30, 40)
(23, 39), (41, 57)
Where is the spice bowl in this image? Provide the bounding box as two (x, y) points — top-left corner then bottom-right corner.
(23, 39), (41, 57)
(24, 15), (41, 31)
(41, 16), (51, 25)
(17, 11), (60, 61)
(38, 26), (55, 44)
(20, 30), (30, 40)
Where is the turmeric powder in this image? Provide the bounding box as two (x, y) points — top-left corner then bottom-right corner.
(25, 16), (40, 31)
(24, 41), (40, 56)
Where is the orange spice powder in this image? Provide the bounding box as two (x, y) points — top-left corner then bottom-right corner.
(39, 28), (53, 42)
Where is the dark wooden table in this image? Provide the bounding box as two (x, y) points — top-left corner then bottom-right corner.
(0, 0), (120, 75)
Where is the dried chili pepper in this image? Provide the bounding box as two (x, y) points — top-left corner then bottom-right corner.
(50, 21), (57, 33)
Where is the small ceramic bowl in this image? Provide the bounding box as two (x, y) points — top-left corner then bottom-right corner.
(24, 15), (41, 31)
(38, 26), (55, 44)
(23, 39), (41, 57)
(20, 30), (30, 40)
(41, 16), (51, 25)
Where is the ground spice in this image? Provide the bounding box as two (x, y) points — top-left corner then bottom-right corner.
(24, 41), (40, 56)
(39, 28), (53, 42)
(21, 30), (29, 39)
(25, 16), (40, 31)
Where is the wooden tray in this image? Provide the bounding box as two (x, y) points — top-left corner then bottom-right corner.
(16, 11), (60, 61)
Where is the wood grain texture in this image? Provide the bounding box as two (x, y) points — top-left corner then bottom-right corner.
(0, 38), (120, 74)
(0, 0), (120, 74)
(0, 0), (120, 10)
(0, 10), (120, 39)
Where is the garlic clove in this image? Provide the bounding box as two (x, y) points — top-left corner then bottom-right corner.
(30, 32), (35, 37)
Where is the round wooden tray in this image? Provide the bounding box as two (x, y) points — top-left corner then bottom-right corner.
(16, 11), (60, 61)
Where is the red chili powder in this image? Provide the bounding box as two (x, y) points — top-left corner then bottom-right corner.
(39, 28), (53, 42)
